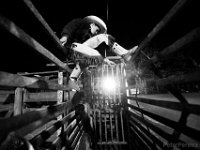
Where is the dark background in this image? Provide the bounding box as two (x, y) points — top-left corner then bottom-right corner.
(0, 0), (199, 73)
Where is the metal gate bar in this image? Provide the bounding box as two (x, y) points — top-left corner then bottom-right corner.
(92, 63), (127, 149)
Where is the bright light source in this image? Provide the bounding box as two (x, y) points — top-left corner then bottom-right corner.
(130, 88), (140, 95)
(101, 76), (117, 93)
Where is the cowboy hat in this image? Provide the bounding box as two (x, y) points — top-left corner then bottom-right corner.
(83, 15), (107, 33)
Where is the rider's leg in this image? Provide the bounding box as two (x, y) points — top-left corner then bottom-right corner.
(82, 33), (109, 48)
(69, 63), (82, 81)
(83, 33), (138, 62)
(112, 42), (129, 56)
(67, 63), (82, 92)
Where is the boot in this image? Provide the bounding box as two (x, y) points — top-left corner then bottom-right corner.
(112, 42), (138, 62)
(112, 42), (128, 56)
(68, 63), (82, 91)
(122, 45), (138, 62)
(69, 63), (82, 80)
(67, 79), (80, 91)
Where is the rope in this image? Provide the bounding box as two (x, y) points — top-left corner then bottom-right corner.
(68, 48), (104, 66)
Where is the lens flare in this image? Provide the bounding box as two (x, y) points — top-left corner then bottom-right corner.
(101, 77), (116, 93)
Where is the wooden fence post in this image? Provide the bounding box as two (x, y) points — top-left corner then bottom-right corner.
(57, 71), (64, 135)
(14, 88), (24, 116)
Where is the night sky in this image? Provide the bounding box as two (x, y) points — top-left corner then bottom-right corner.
(0, 0), (199, 73)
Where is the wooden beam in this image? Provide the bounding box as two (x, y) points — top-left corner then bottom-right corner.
(0, 91), (14, 104)
(22, 0), (69, 55)
(18, 70), (59, 76)
(14, 88), (23, 116)
(0, 14), (71, 73)
(0, 101), (72, 138)
(24, 91), (69, 102)
(0, 71), (72, 91)
(57, 71), (64, 135)
(156, 28), (200, 60)
(154, 70), (200, 86)
(0, 104), (13, 112)
(131, 0), (188, 60)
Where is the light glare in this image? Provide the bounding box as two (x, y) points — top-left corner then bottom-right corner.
(101, 77), (116, 92)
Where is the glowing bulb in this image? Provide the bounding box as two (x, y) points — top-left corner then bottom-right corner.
(101, 77), (116, 92)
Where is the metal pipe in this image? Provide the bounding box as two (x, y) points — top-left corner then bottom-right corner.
(115, 110), (119, 141)
(120, 110), (125, 141)
(99, 109), (102, 142)
(110, 109), (113, 141)
(107, 65), (110, 98)
(131, 0), (188, 61)
(111, 66), (115, 104)
(94, 108), (97, 131)
(104, 111), (107, 142)
(101, 65), (104, 107)
(119, 64), (123, 103)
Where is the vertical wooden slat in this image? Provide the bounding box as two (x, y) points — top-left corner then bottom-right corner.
(14, 88), (23, 116)
(57, 71), (63, 135)
(57, 71), (64, 104)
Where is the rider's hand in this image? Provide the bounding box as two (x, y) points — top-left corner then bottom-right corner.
(60, 35), (68, 46)
(104, 58), (116, 66)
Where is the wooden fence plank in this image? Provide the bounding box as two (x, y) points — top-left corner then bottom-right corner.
(0, 14), (71, 73)
(0, 71), (71, 91)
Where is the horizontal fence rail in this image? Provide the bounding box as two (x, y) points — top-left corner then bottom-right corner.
(0, 71), (71, 91)
(0, 101), (87, 150)
(0, 1), (92, 150)
(127, 97), (200, 149)
(145, 70), (200, 87)
(130, 0), (189, 60)
(123, 0), (200, 149)
(0, 14), (71, 73)
(127, 96), (200, 115)
(151, 28), (200, 62)
(0, 102), (72, 137)
(1, 0), (200, 150)
(22, 0), (69, 55)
